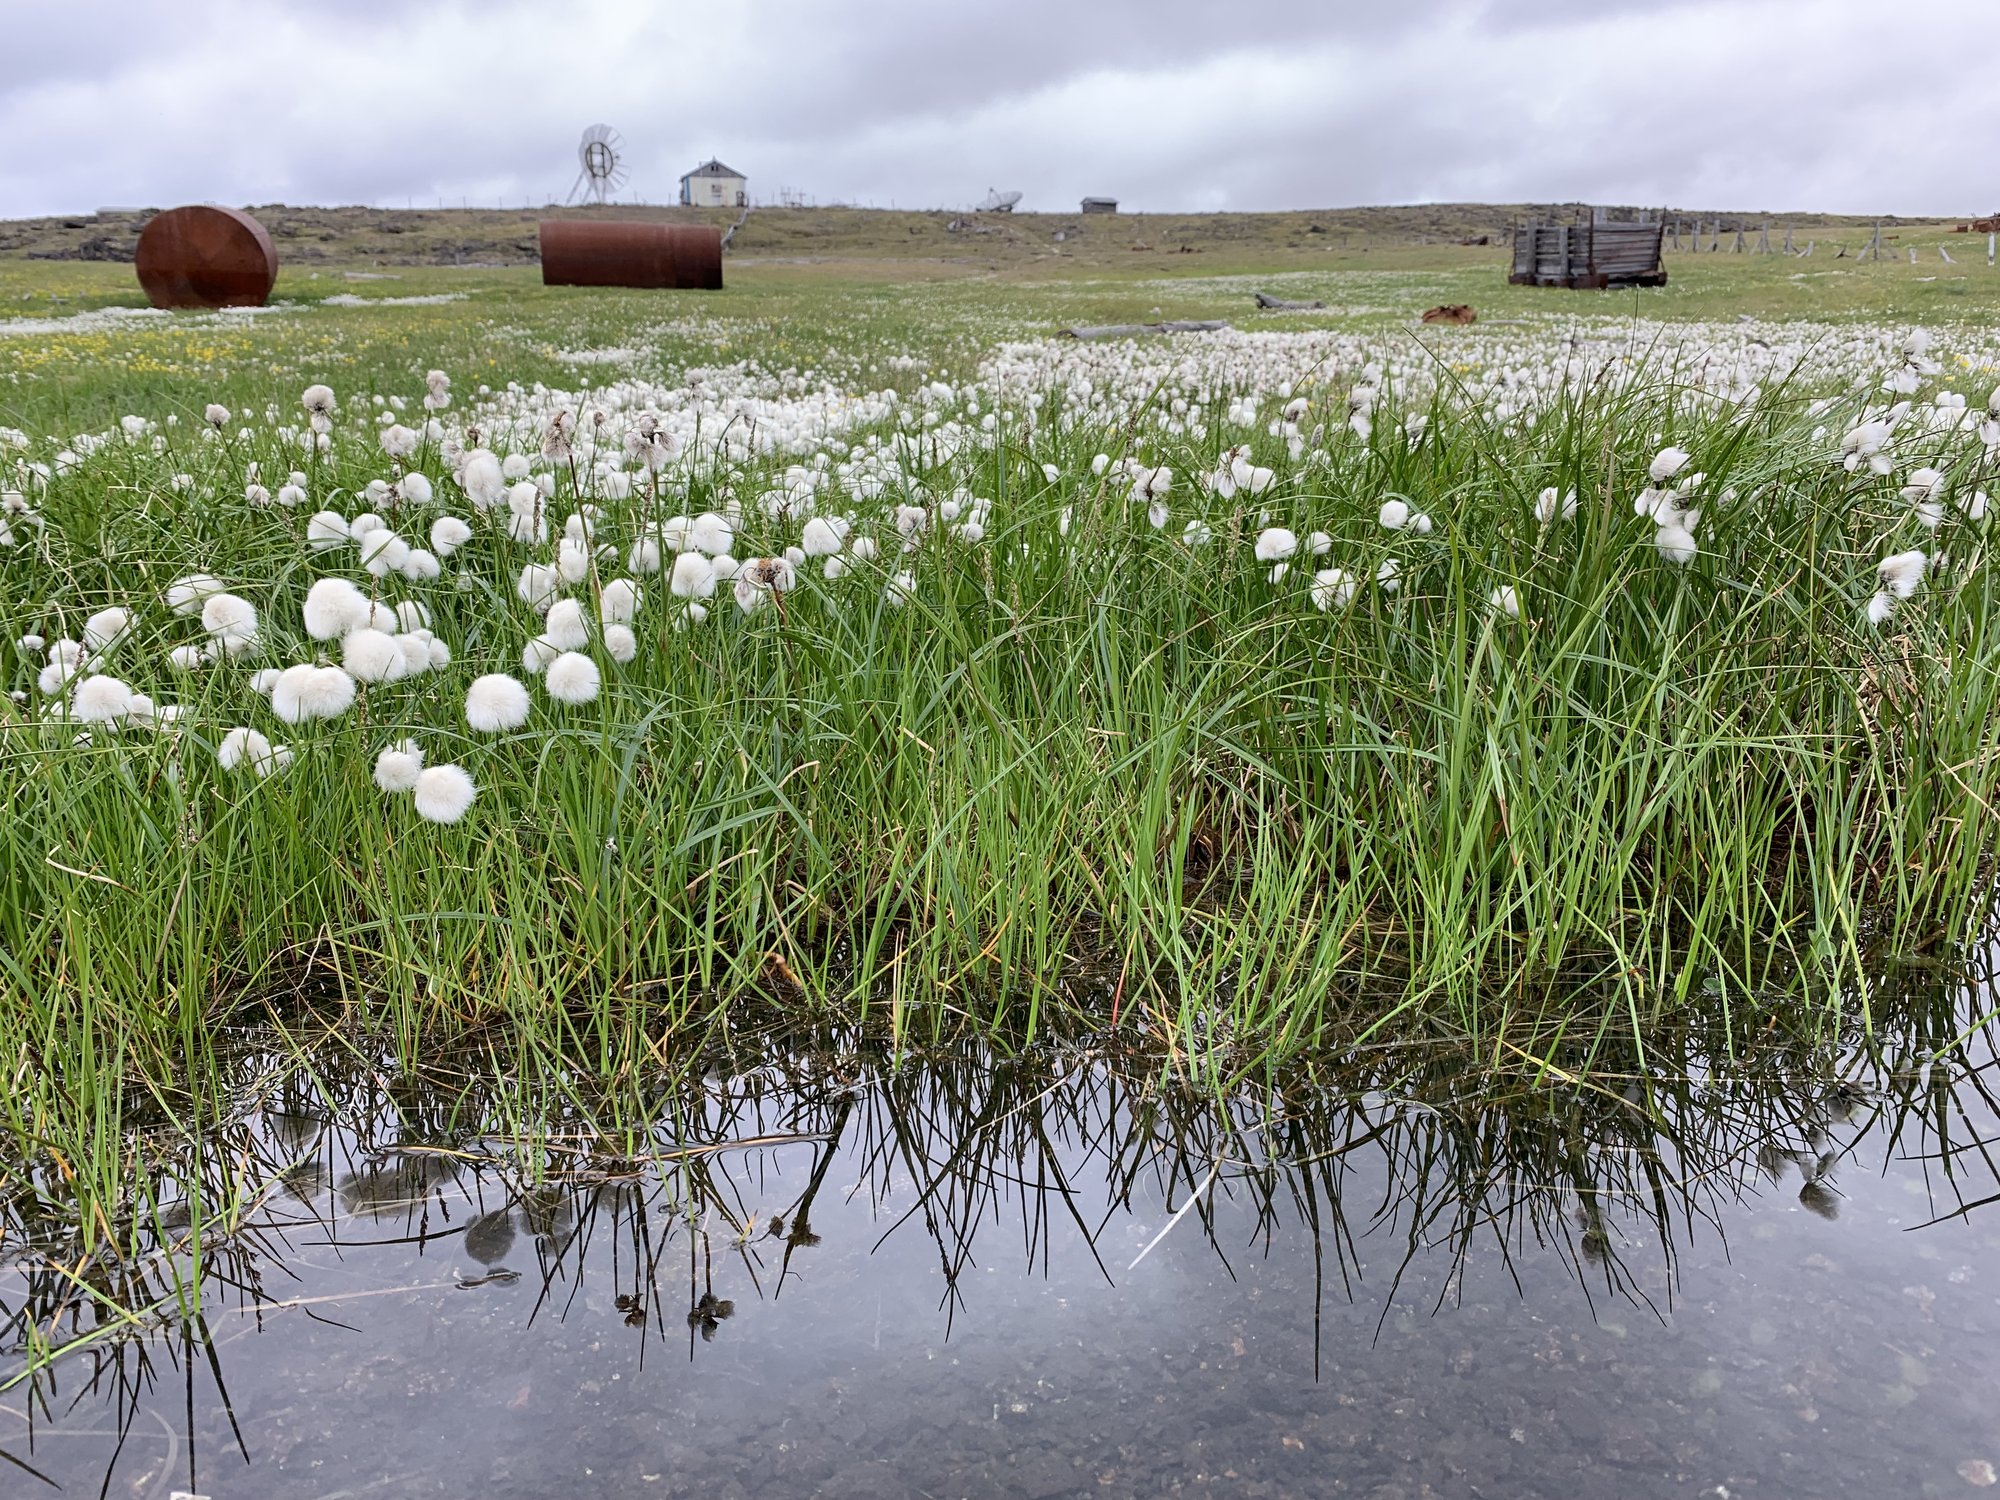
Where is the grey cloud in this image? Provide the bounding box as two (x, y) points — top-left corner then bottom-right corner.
(0, 0), (1992, 218)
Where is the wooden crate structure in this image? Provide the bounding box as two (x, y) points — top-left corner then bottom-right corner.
(1510, 222), (1666, 289)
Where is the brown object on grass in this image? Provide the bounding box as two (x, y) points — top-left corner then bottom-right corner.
(134, 205), (278, 309)
(538, 221), (723, 290)
(1420, 304), (1478, 325)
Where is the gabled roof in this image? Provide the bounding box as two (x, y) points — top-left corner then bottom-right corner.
(682, 160), (745, 180)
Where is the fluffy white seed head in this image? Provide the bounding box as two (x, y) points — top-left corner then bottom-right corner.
(412, 763), (476, 824)
(1254, 527), (1297, 563)
(71, 674), (133, 723)
(1649, 447), (1692, 484)
(599, 578), (640, 624)
(430, 516), (472, 555)
(166, 574), (224, 615)
(603, 623), (637, 662)
(82, 607), (130, 653)
(689, 512), (734, 555)
(341, 629), (404, 682)
(271, 664), (356, 723)
(302, 577), (372, 642)
(201, 593), (258, 651)
(669, 550), (718, 600)
(542, 597), (591, 651)
(1878, 548), (1927, 599)
(217, 726), (281, 775)
(516, 563), (560, 612)
(1310, 569), (1358, 611)
(1655, 525), (1699, 565)
(465, 673), (531, 732)
(544, 651), (601, 705)
(359, 531), (410, 579)
(373, 739), (424, 793)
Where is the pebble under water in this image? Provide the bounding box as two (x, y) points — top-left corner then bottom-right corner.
(3, 1005), (1999, 1500)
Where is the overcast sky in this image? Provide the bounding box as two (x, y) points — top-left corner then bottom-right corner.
(2, 0), (1993, 219)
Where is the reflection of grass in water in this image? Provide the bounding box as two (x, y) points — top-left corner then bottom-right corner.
(1, 992), (1991, 1461)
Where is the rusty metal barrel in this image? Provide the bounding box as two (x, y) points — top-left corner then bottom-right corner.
(134, 205), (278, 309)
(538, 221), (723, 290)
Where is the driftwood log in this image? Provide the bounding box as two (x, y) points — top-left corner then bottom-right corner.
(1254, 291), (1326, 310)
(1059, 319), (1230, 340)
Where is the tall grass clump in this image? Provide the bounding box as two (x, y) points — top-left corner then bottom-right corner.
(3, 325), (1998, 1085)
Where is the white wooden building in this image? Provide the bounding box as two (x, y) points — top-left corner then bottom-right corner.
(679, 160), (748, 208)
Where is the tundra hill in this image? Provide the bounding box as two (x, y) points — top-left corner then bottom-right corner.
(0, 202), (1952, 272)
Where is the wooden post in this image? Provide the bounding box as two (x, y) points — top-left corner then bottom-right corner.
(1989, 232), (1996, 266)
(1732, 225), (1747, 253)
(1941, 244), (1954, 264)
(1867, 223), (1882, 260)
(1756, 224), (1770, 254)
(1909, 246), (1918, 264)
(1783, 225), (1794, 253)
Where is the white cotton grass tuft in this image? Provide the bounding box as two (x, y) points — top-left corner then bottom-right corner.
(306, 511), (350, 551)
(342, 628), (406, 682)
(1878, 548), (1927, 599)
(430, 516), (472, 555)
(83, 607), (131, 653)
(411, 763), (476, 824)
(1489, 584), (1522, 619)
(373, 739), (424, 794)
(1655, 525), (1699, 565)
(217, 726), (287, 776)
(1865, 590), (1898, 626)
(465, 673), (531, 732)
(516, 563), (561, 612)
(522, 635), (559, 673)
(70, 674), (133, 724)
(603, 623), (637, 662)
(669, 551), (718, 600)
(1310, 568), (1358, 611)
(689, 512), (734, 555)
(544, 651), (601, 705)
(1648, 447), (1692, 484)
(1254, 527), (1297, 563)
(1377, 499), (1410, 531)
(543, 597), (591, 651)
(599, 578), (641, 624)
(302, 577), (372, 641)
(200, 593), (259, 653)
(359, 530), (410, 579)
(270, 664), (356, 723)
(800, 516), (848, 557)
(166, 574), (224, 615)
(1535, 487), (1579, 524)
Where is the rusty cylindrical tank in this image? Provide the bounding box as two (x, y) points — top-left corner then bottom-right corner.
(538, 221), (723, 290)
(134, 205), (279, 309)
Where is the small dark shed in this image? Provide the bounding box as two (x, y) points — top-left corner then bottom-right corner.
(1081, 197), (1118, 214)
(1510, 222), (1666, 289)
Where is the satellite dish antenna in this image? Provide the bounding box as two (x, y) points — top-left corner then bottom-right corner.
(978, 188), (1023, 213)
(570, 124), (629, 205)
